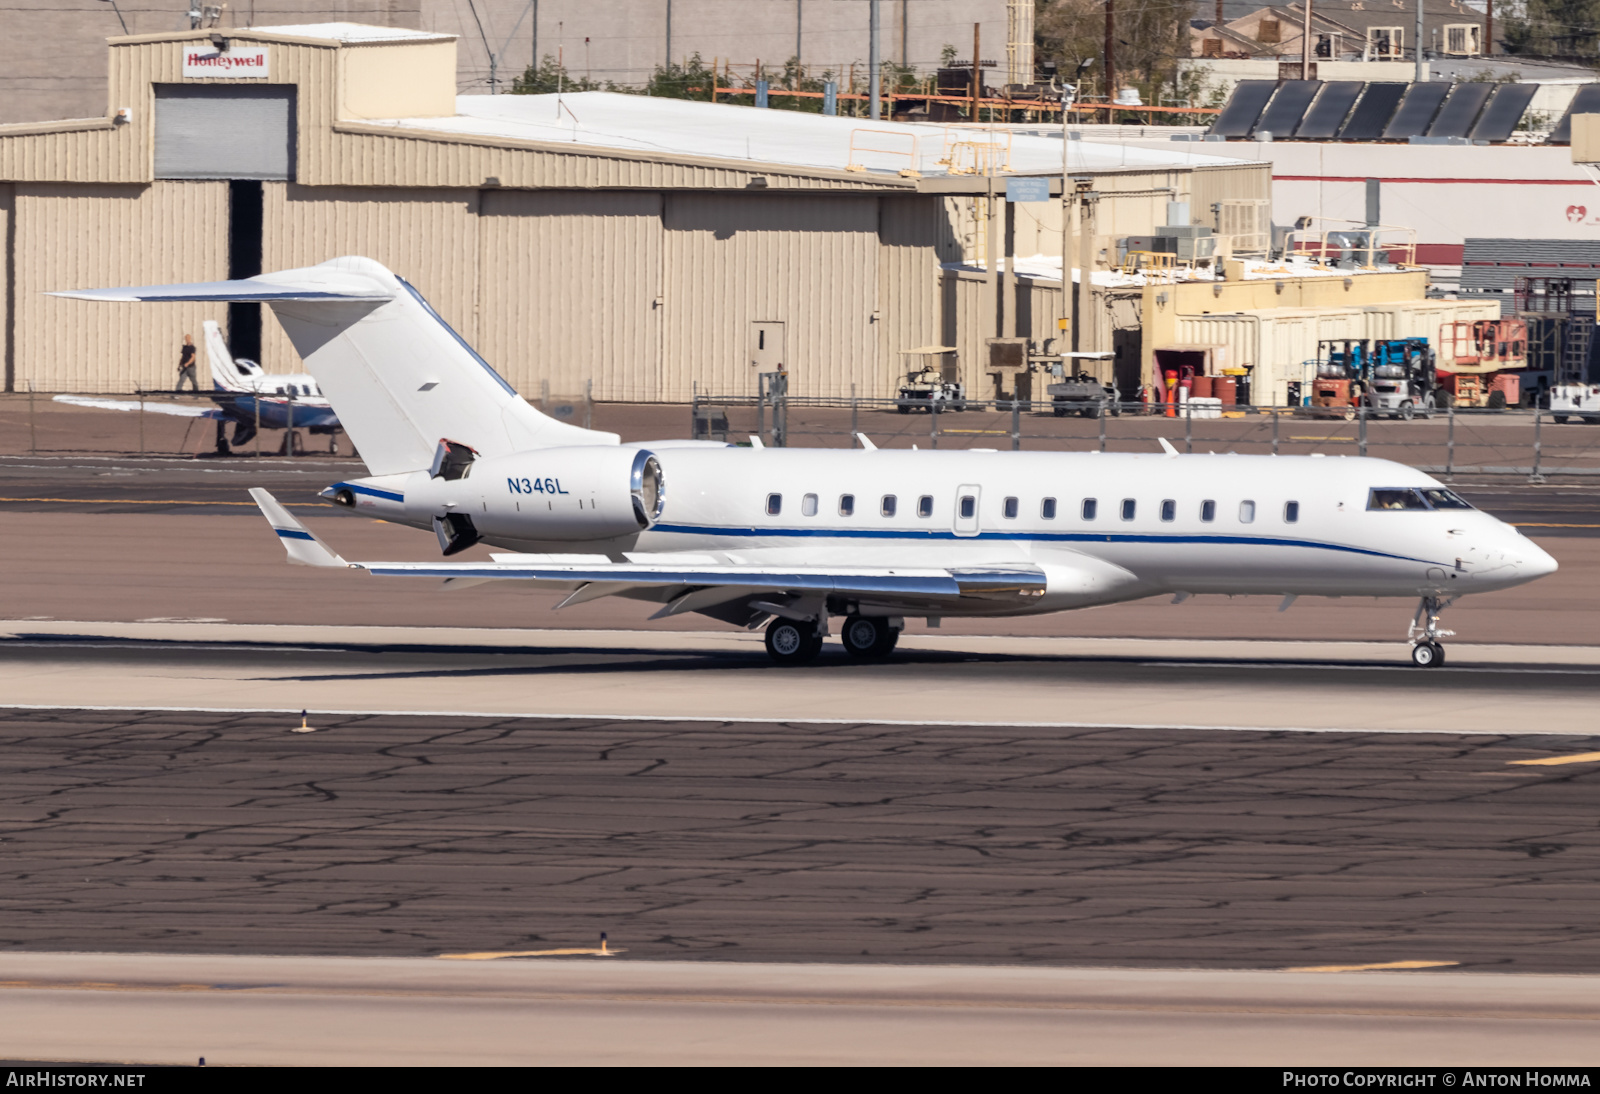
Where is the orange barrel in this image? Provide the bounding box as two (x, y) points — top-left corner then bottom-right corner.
(1191, 375), (1214, 399)
(1214, 375), (1236, 405)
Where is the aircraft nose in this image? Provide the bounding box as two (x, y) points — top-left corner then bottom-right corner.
(1515, 538), (1559, 580)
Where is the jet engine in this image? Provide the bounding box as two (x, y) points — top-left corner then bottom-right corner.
(403, 445), (664, 548)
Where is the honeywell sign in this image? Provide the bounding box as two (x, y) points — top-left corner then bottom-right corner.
(182, 46), (270, 78)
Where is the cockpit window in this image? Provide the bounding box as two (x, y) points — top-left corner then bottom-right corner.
(1368, 488), (1431, 511)
(1420, 488), (1473, 510)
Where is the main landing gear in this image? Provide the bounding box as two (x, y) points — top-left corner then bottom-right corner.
(763, 614), (901, 665)
(764, 617), (824, 665)
(1408, 595), (1456, 668)
(840, 615), (899, 660)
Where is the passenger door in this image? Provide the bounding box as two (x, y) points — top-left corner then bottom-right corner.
(954, 485), (981, 537)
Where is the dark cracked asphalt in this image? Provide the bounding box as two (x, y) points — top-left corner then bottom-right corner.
(2, 706), (1598, 971)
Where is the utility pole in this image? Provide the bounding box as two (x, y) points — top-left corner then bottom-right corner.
(1215, 0), (1223, 27)
(971, 22), (981, 121)
(1485, 0), (1493, 55)
(1415, 0), (1424, 81)
(1302, 0), (1312, 80)
(869, 0), (881, 120)
(666, 0), (673, 71)
(796, 0), (803, 68)
(1104, 1), (1115, 103)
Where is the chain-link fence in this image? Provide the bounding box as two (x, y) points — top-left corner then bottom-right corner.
(690, 392), (1600, 481)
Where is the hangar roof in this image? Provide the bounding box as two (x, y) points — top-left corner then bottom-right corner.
(239, 23), (457, 44)
(367, 92), (1253, 179)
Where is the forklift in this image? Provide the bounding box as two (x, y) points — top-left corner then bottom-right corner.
(1304, 338), (1439, 419)
(1363, 336), (1439, 419)
(1304, 339), (1367, 419)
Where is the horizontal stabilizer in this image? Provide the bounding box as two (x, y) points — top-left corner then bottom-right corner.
(249, 488), (349, 568)
(49, 270), (392, 304)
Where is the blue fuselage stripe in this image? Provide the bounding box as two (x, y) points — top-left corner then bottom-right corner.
(332, 481), (405, 503)
(648, 523), (1440, 566)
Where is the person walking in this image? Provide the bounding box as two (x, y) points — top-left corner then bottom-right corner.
(176, 333), (198, 392)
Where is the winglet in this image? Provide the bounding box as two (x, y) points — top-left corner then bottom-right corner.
(249, 488), (349, 568)
(1158, 437), (1179, 457)
(854, 432), (877, 450)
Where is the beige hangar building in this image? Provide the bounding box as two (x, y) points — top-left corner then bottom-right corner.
(0, 22), (1277, 403)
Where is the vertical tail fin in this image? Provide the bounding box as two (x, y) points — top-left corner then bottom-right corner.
(202, 320), (244, 391)
(54, 257), (619, 475)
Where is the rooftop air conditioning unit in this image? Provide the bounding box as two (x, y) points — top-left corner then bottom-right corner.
(1368, 27), (1404, 59)
(1444, 24), (1483, 56)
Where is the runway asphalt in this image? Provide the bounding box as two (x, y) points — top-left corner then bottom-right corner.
(1, 697), (1598, 973)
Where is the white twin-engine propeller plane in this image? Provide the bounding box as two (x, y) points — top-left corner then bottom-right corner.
(58, 256), (1557, 667)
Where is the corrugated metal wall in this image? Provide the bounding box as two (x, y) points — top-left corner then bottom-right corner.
(478, 189), (664, 401)
(1190, 163), (1272, 222)
(0, 184), (10, 391)
(661, 192), (880, 401)
(13, 181), (227, 392)
(877, 195), (942, 398)
(258, 181), (480, 375)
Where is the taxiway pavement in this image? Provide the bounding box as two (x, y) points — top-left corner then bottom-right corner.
(4, 955), (1599, 1065)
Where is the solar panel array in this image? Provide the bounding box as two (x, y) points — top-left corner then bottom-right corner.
(1208, 80), (1278, 138)
(1296, 81), (1364, 140)
(1471, 83), (1538, 143)
(1208, 79), (1541, 142)
(1550, 83), (1600, 145)
(1383, 83), (1450, 139)
(1338, 83), (1408, 139)
(1428, 82), (1494, 138)
(1254, 80), (1321, 138)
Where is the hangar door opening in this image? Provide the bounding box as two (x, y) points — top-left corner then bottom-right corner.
(153, 85), (296, 181)
(154, 85), (290, 365)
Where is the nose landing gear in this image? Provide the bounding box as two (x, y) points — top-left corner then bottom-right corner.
(1408, 595), (1456, 668)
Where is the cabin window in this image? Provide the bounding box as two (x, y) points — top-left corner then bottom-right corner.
(1368, 488), (1430, 511)
(959, 496), (976, 519)
(1081, 498), (1098, 521)
(1284, 501), (1300, 523)
(839, 494), (855, 517)
(1121, 499), (1136, 521)
(1201, 500), (1216, 522)
(917, 495), (934, 518)
(1041, 498), (1057, 520)
(766, 493), (782, 515)
(881, 495), (898, 517)
(1003, 497), (1019, 519)
(802, 493), (818, 517)
(1421, 488), (1473, 510)
(1160, 499), (1176, 522)
(1239, 500), (1256, 523)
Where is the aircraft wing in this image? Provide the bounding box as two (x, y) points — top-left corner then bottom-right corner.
(49, 271), (392, 303)
(55, 395), (220, 418)
(249, 489), (1047, 616)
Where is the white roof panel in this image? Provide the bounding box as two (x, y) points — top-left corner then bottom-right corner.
(254, 22), (455, 43)
(366, 92), (1251, 178)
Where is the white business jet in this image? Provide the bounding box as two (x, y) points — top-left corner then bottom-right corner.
(56, 256), (1557, 668)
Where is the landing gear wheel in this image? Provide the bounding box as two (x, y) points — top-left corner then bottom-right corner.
(765, 618), (822, 666)
(1411, 641), (1445, 668)
(841, 615), (898, 659)
(1407, 595), (1455, 668)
